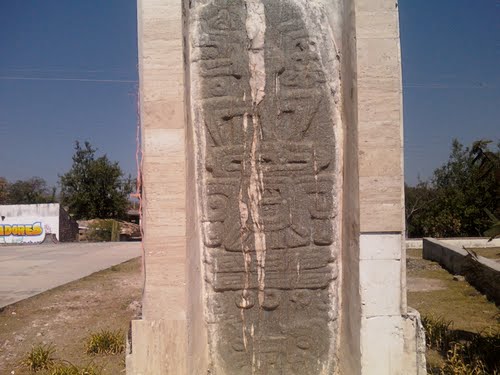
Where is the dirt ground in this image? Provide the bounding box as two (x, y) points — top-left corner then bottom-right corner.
(1, 248), (498, 374)
(406, 250), (499, 371)
(0, 258), (142, 375)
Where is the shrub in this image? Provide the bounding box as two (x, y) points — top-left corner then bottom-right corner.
(21, 343), (56, 372)
(86, 220), (121, 242)
(85, 329), (124, 355)
(48, 363), (102, 375)
(422, 315), (499, 374)
(422, 315), (455, 352)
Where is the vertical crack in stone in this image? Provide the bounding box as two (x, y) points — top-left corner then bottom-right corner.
(245, 0), (267, 311)
(245, 0), (266, 106)
(239, 113), (250, 351)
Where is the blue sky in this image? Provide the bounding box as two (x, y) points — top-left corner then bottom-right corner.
(0, 1), (498, 187)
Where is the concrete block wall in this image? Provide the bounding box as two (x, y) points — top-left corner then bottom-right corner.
(424, 238), (500, 304)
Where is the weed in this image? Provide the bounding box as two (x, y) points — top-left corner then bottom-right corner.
(86, 220), (121, 242)
(85, 329), (124, 355)
(21, 343), (56, 372)
(422, 315), (500, 374)
(48, 362), (102, 375)
(422, 315), (455, 352)
(440, 342), (486, 375)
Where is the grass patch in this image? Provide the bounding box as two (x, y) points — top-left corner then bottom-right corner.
(47, 363), (102, 375)
(422, 315), (454, 352)
(85, 330), (124, 356)
(408, 260), (498, 333)
(21, 344), (56, 372)
(423, 315), (499, 374)
(407, 248), (423, 258)
(471, 247), (500, 259)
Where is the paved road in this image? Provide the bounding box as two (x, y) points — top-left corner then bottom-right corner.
(0, 242), (141, 308)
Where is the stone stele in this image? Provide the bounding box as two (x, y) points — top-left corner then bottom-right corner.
(127, 0), (427, 374)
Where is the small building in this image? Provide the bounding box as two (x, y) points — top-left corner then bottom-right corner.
(0, 203), (78, 244)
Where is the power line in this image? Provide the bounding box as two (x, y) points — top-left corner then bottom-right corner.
(0, 76), (137, 83)
(0, 76), (496, 90)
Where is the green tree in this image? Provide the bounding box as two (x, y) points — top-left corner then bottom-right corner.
(406, 139), (499, 238)
(59, 141), (133, 220)
(0, 177), (8, 204)
(5, 177), (56, 204)
(405, 181), (437, 237)
(471, 139), (500, 240)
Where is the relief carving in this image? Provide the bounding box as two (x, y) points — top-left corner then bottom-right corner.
(191, 0), (339, 372)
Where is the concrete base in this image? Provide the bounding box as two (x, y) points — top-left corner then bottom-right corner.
(359, 234), (426, 375)
(126, 319), (187, 375)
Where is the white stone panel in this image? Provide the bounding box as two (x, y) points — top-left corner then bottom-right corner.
(361, 315), (405, 375)
(360, 233), (402, 260)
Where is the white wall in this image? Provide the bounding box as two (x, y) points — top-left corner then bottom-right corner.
(0, 204), (61, 244)
(407, 237), (500, 249)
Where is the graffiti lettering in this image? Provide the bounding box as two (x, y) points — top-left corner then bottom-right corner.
(0, 222), (43, 237)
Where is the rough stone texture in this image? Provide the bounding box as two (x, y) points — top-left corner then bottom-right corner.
(190, 1), (340, 373)
(403, 308), (427, 375)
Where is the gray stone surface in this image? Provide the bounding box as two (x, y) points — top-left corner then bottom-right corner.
(0, 242), (141, 308)
(191, 0), (340, 373)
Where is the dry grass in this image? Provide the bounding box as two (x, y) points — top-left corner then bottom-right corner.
(422, 315), (499, 374)
(46, 362), (103, 375)
(407, 254), (499, 373)
(0, 257), (141, 375)
(21, 344), (56, 372)
(471, 247), (500, 259)
(85, 330), (124, 356)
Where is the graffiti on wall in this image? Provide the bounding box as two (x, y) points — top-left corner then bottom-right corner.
(0, 222), (44, 237)
(0, 204), (62, 244)
(0, 221), (47, 244)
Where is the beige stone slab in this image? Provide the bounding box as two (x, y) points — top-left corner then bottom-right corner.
(358, 120), (401, 149)
(141, 2), (182, 21)
(143, 127), (185, 153)
(356, 11), (399, 39)
(360, 203), (403, 232)
(359, 176), (403, 232)
(357, 38), (402, 80)
(359, 146), (402, 177)
(142, 100), (185, 129)
(142, 17), (182, 37)
(138, 0), (183, 108)
(142, 240), (186, 321)
(141, 68), (184, 102)
(357, 86), (401, 124)
(128, 319), (187, 375)
(357, 75), (400, 93)
(359, 176), (402, 205)
(356, 0), (400, 12)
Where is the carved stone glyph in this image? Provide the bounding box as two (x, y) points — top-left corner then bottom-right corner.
(190, 0), (341, 372)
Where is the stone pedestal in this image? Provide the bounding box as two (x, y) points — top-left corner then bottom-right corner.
(128, 0), (426, 374)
